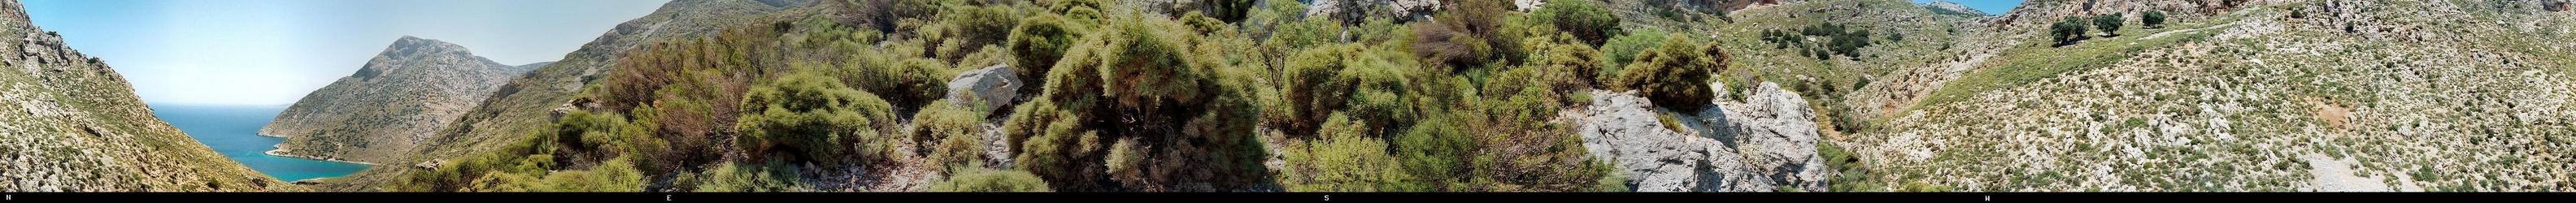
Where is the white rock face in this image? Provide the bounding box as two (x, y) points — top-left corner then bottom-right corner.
(1708, 83), (1828, 191)
(945, 64), (1022, 111)
(1575, 82), (1827, 192)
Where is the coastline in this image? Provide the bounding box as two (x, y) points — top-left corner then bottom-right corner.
(264, 142), (379, 166)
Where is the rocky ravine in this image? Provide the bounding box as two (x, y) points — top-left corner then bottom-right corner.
(259, 37), (537, 164)
(1576, 82), (1828, 192)
(0, 0), (278, 192)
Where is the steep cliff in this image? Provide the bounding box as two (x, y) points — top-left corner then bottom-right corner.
(0, 0), (277, 192)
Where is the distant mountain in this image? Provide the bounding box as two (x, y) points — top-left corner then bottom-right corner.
(1921, 1), (1986, 16)
(0, 0), (276, 192)
(320, 0), (803, 191)
(259, 37), (535, 165)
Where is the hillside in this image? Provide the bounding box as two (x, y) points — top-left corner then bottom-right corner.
(1831, 0), (2576, 191)
(0, 0), (278, 192)
(259, 37), (537, 164)
(319, 0), (808, 191)
(278, 0), (2576, 192)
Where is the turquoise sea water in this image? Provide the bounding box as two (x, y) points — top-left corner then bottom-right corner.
(150, 104), (371, 181)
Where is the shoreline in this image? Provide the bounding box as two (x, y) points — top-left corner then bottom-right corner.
(264, 143), (379, 166)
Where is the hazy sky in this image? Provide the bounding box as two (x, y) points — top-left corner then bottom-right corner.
(1912, 0), (2024, 15)
(24, 0), (670, 106)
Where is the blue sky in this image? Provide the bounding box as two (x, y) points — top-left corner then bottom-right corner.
(1912, 0), (2024, 15)
(24, 0), (669, 106)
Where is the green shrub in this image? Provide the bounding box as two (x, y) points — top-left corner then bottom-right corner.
(1003, 15), (1268, 191)
(943, 4), (1021, 55)
(912, 101), (988, 171)
(835, 56), (951, 110)
(1522, 32), (1607, 92)
(736, 71), (896, 165)
(2094, 13), (2124, 37)
(534, 158), (647, 192)
(695, 159), (806, 192)
(1599, 28), (1669, 77)
(933, 168), (1053, 192)
(1612, 34), (1725, 112)
(1532, 0), (1619, 46)
(2051, 16), (2091, 46)
(1410, 0), (1524, 69)
(1467, 67), (1610, 192)
(1277, 114), (1422, 192)
(1394, 114), (1476, 190)
(2143, 11), (2167, 28)
(1008, 14), (1086, 89)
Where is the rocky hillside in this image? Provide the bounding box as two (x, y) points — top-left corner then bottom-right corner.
(320, 0), (806, 191)
(268, 0), (2571, 192)
(259, 37), (537, 164)
(1921, 1), (1985, 16)
(1830, 0), (2576, 191)
(0, 0), (276, 192)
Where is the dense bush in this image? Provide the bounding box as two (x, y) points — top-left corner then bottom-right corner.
(942, 4), (1022, 57)
(1521, 32), (1607, 94)
(911, 100), (987, 171)
(851, 0), (943, 32)
(1411, 0), (1525, 69)
(1466, 67), (1614, 191)
(1612, 35), (1726, 112)
(829, 53), (951, 110)
(2143, 11), (2167, 28)
(1599, 29), (1670, 78)
(932, 168), (1053, 192)
(2051, 16), (2091, 46)
(737, 71), (897, 165)
(1007, 14), (1087, 91)
(694, 160), (806, 192)
(2093, 13), (2123, 37)
(1532, 0), (1620, 46)
(1277, 114), (1422, 191)
(1003, 14), (1268, 191)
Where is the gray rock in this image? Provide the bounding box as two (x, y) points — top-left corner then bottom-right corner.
(945, 64), (1022, 111)
(1303, 0), (1442, 23)
(1707, 82), (1828, 192)
(1577, 89), (1767, 192)
(1577, 82), (1828, 192)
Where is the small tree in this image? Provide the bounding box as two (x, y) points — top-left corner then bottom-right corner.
(2143, 11), (2167, 28)
(1612, 35), (1726, 112)
(2094, 13), (2123, 37)
(2051, 16), (2091, 46)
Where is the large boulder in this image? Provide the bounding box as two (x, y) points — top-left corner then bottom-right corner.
(1704, 82), (1828, 191)
(946, 64), (1022, 111)
(1577, 89), (1766, 192)
(1576, 82), (1828, 192)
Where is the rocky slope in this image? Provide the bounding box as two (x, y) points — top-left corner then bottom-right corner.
(0, 0), (277, 192)
(1832, 0), (2576, 191)
(259, 37), (537, 164)
(1921, 1), (1986, 16)
(323, 0), (805, 191)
